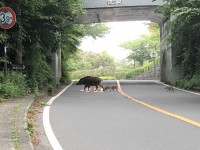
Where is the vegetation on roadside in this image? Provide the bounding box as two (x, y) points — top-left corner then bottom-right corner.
(157, 0), (200, 89)
(0, 1), (110, 99)
(120, 22), (160, 66)
(27, 99), (47, 146)
(0, 72), (28, 99)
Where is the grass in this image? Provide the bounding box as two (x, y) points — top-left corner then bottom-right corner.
(27, 100), (47, 146)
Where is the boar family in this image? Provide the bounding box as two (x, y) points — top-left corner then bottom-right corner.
(103, 85), (118, 92)
(76, 76), (103, 91)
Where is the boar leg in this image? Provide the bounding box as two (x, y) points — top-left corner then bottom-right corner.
(94, 85), (98, 91)
(99, 83), (103, 89)
(84, 85), (88, 91)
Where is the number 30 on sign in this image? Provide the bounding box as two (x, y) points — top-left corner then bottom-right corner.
(0, 7), (16, 29)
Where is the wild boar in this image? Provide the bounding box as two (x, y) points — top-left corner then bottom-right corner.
(76, 76), (103, 91)
(103, 85), (118, 92)
(103, 85), (112, 92)
(165, 85), (174, 92)
(111, 85), (118, 91)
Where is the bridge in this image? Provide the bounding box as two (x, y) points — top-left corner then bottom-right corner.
(55, 0), (180, 83)
(75, 0), (164, 24)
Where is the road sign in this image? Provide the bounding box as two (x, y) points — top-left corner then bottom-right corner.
(0, 7), (16, 29)
(12, 64), (25, 70)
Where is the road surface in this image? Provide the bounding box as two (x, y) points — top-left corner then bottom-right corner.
(46, 80), (200, 150)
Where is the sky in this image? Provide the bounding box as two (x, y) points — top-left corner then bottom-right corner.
(79, 21), (150, 61)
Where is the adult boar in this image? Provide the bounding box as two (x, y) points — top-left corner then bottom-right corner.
(76, 76), (103, 91)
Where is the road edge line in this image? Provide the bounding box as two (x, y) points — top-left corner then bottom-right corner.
(154, 80), (200, 96)
(43, 82), (74, 150)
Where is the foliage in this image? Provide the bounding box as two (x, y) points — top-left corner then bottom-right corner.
(120, 22), (160, 66)
(82, 23), (111, 39)
(71, 65), (116, 80)
(69, 50), (115, 70)
(157, 0), (200, 79)
(99, 76), (116, 80)
(71, 57), (160, 80)
(0, 0), (84, 94)
(0, 72), (28, 98)
(175, 74), (200, 89)
(125, 57), (160, 79)
(61, 22), (111, 81)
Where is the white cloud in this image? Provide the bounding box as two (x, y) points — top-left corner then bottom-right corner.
(79, 21), (150, 60)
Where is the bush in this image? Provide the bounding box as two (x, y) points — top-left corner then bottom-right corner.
(126, 67), (144, 79)
(100, 76), (116, 80)
(70, 66), (116, 80)
(0, 71), (28, 98)
(175, 74), (200, 90)
(115, 71), (126, 80)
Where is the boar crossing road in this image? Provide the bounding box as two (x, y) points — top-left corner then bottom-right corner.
(76, 76), (103, 91)
(45, 80), (200, 150)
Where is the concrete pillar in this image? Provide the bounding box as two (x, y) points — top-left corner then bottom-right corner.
(57, 47), (62, 81)
(52, 49), (61, 83)
(160, 20), (172, 83)
(160, 19), (182, 83)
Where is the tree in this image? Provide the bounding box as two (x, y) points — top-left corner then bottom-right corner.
(0, 0), (84, 89)
(120, 22), (160, 66)
(69, 50), (115, 70)
(82, 23), (111, 39)
(157, 0), (200, 78)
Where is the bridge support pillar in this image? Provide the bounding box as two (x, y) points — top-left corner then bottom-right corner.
(52, 48), (61, 83)
(160, 19), (182, 83)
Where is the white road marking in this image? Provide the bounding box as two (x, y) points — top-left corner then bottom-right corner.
(43, 82), (74, 150)
(157, 81), (200, 96)
(117, 80), (200, 128)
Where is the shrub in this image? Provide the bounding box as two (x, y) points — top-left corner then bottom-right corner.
(0, 71), (28, 98)
(126, 67), (144, 79)
(100, 76), (116, 80)
(175, 74), (200, 90)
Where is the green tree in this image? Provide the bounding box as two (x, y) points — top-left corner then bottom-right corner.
(69, 50), (115, 70)
(92, 51), (115, 68)
(82, 23), (111, 39)
(157, 0), (200, 78)
(120, 22), (160, 66)
(0, 0), (84, 90)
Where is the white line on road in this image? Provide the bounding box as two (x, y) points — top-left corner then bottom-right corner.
(43, 82), (74, 150)
(117, 80), (200, 128)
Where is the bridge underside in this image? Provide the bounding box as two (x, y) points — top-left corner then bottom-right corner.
(74, 6), (164, 24)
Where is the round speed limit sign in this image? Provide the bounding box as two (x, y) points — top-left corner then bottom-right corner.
(0, 7), (16, 29)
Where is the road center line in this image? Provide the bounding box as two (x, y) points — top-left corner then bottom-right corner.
(116, 80), (200, 128)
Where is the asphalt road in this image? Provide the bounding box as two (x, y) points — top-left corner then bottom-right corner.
(48, 80), (200, 150)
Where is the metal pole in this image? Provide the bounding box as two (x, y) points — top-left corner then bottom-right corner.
(4, 30), (7, 78)
(153, 58), (156, 80)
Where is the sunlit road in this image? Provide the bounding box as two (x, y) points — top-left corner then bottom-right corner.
(48, 80), (200, 150)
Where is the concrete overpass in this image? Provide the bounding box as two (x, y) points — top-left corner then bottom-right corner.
(75, 0), (164, 24)
(57, 0), (180, 83)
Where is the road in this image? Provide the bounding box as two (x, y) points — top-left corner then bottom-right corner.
(46, 80), (200, 150)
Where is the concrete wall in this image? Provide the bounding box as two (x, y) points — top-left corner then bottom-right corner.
(160, 20), (172, 83)
(160, 19), (182, 83)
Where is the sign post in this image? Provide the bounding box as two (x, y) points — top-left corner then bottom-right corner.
(0, 7), (16, 77)
(150, 51), (158, 80)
